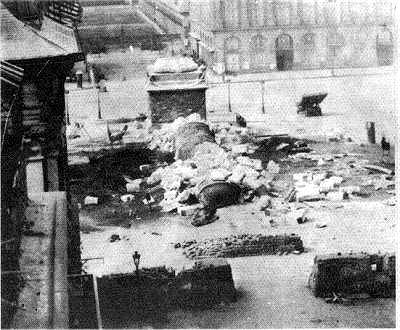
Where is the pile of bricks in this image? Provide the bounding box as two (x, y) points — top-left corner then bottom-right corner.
(175, 233), (304, 259)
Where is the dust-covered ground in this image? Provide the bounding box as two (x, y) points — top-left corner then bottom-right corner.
(67, 49), (396, 328)
(75, 140), (395, 329)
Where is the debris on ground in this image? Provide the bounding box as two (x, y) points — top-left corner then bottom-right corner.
(126, 178), (143, 193)
(175, 233), (304, 259)
(288, 208), (309, 225)
(383, 196), (396, 206)
(84, 196), (99, 205)
(120, 194), (135, 203)
(109, 234), (121, 242)
(190, 207), (219, 227)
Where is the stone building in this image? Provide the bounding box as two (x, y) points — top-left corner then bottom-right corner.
(1, 3), (83, 326)
(188, 0), (394, 73)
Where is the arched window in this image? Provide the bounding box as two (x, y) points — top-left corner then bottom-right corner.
(275, 34), (294, 71)
(250, 35), (266, 69)
(276, 33), (293, 51)
(376, 27), (393, 66)
(225, 37), (241, 73)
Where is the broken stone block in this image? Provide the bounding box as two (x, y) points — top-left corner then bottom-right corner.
(231, 144), (249, 155)
(296, 184), (323, 202)
(319, 179), (335, 193)
(293, 172), (309, 183)
(339, 186), (361, 195)
(276, 143), (290, 151)
(177, 204), (203, 216)
(109, 234), (121, 243)
(84, 196), (98, 205)
(164, 189), (178, 201)
(255, 196), (272, 211)
(329, 176), (344, 186)
(288, 209), (309, 225)
(326, 191), (348, 201)
(126, 178), (143, 193)
(162, 174), (182, 190)
(210, 169), (232, 181)
(228, 169), (245, 184)
(384, 196), (396, 206)
(160, 200), (179, 212)
(147, 168), (164, 186)
(120, 194), (135, 203)
(267, 160), (280, 174)
(176, 189), (194, 203)
(242, 176), (264, 190)
(312, 172), (328, 185)
(236, 156), (262, 170)
(173, 166), (197, 181)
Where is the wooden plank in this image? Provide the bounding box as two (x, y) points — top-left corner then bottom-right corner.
(361, 164), (394, 175)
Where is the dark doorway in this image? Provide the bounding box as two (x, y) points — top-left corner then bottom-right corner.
(275, 34), (293, 71)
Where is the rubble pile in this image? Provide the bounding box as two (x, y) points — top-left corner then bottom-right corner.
(148, 113), (204, 154)
(149, 146), (276, 213)
(288, 152), (395, 202)
(144, 116), (282, 215)
(175, 233), (304, 259)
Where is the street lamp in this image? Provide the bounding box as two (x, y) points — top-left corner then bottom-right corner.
(260, 80), (265, 114)
(65, 90), (70, 126)
(133, 251), (141, 279)
(226, 77), (232, 112)
(97, 89), (102, 120)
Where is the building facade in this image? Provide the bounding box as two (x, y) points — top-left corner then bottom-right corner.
(188, 0), (394, 73)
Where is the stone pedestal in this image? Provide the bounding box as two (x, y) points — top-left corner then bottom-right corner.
(147, 84), (207, 123)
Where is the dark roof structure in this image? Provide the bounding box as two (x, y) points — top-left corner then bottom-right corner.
(0, 1), (83, 61)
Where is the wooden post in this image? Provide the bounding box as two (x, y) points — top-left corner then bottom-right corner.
(92, 276), (103, 329)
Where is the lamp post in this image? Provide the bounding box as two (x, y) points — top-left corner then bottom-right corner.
(133, 251), (141, 280)
(65, 90), (70, 126)
(226, 77), (232, 112)
(97, 89), (102, 120)
(260, 80), (265, 114)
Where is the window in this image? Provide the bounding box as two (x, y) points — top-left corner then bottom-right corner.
(250, 35), (266, 69)
(376, 26), (393, 66)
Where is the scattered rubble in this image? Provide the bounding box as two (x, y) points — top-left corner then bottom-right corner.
(175, 233), (304, 259)
(120, 194), (135, 203)
(109, 234), (121, 242)
(126, 178), (143, 193)
(84, 196), (98, 205)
